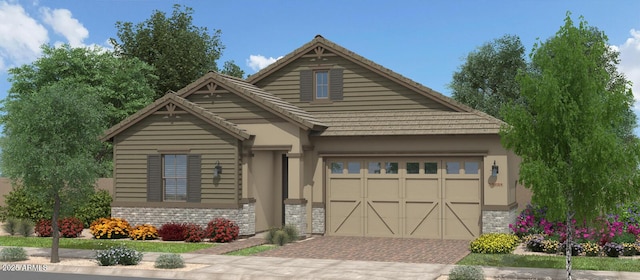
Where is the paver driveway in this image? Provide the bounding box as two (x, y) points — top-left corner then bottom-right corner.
(254, 236), (471, 264)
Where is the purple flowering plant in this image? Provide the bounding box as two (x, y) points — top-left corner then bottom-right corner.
(510, 203), (640, 247)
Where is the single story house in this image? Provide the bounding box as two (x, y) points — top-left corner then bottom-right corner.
(102, 35), (527, 240)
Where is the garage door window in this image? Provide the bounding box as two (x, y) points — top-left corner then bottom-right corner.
(446, 162), (460, 174)
(406, 162), (420, 174)
(368, 162), (381, 174)
(347, 162), (361, 174)
(385, 162), (398, 174)
(331, 162), (343, 174)
(465, 162), (479, 174)
(425, 162), (438, 174)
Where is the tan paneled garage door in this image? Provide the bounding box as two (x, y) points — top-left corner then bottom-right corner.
(326, 158), (481, 239)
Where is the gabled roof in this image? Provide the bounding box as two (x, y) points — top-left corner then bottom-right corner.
(246, 35), (502, 125)
(314, 110), (503, 136)
(175, 71), (327, 131)
(101, 93), (250, 142)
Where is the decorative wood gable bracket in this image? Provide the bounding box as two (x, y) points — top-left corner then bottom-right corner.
(165, 103), (177, 116)
(156, 102), (185, 116)
(206, 82), (218, 96)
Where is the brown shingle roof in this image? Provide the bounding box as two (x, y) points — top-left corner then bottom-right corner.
(177, 72), (327, 131)
(315, 110), (503, 136)
(101, 93), (250, 141)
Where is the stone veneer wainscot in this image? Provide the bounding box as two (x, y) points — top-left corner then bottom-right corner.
(112, 202), (256, 236)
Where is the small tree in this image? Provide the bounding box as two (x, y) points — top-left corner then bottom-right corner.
(501, 13), (640, 280)
(450, 34), (527, 119)
(1, 82), (105, 263)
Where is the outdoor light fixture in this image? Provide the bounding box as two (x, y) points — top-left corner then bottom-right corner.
(213, 160), (222, 178)
(491, 160), (499, 177)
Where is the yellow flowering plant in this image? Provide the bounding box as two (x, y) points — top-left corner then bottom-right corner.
(89, 217), (132, 239)
(129, 224), (159, 240)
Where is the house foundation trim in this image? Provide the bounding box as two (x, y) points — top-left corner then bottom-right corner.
(481, 202), (518, 211)
(112, 201), (245, 209)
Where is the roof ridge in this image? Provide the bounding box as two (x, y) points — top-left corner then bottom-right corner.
(101, 93), (250, 141)
(246, 35), (504, 127)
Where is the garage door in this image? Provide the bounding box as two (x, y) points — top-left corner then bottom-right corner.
(326, 158), (481, 239)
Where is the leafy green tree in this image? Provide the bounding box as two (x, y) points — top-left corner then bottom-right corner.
(501, 14), (639, 279)
(450, 34), (527, 119)
(8, 45), (157, 174)
(8, 45), (156, 128)
(111, 4), (242, 97)
(221, 60), (245, 78)
(1, 82), (105, 263)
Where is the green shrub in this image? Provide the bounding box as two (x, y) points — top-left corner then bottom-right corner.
(272, 230), (290, 246)
(2, 217), (19, 235)
(282, 224), (299, 242)
(1, 187), (112, 228)
(449, 265), (484, 280)
(265, 225), (299, 246)
(17, 219), (34, 237)
(1, 186), (51, 222)
(95, 246), (143, 266)
(612, 232), (636, 244)
(75, 190), (112, 228)
(264, 227), (279, 243)
(0, 247), (29, 261)
(154, 253), (185, 269)
(469, 233), (519, 254)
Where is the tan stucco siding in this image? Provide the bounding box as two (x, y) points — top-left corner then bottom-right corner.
(255, 55), (453, 112)
(186, 88), (282, 122)
(113, 113), (241, 204)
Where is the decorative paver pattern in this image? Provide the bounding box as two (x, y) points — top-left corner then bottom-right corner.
(255, 236), (470, 264)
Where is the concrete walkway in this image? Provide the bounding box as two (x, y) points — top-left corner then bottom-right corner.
(3, 247), (639, 280)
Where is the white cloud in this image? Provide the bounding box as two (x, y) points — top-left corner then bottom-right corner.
(40, 7), (88, 47)
(617, 29), (640, 105)
(0, 1), (48, 70)
(246, 54), (283, 71)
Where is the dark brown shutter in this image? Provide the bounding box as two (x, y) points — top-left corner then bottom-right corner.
(329, 68), (343, 101)
(147, 154), (162, 202)
(300, 70), (313, 102)
(186, 154), (201, 203)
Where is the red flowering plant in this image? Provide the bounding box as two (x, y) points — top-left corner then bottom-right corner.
(184, 223), (206, 243)
(158, 222), (188, 241)
(59, 217), (84, 238)
(35, 219), (53, 237)
(205, 218), (239, 243)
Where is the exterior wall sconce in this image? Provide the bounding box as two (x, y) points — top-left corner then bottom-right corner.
(213, 160), (222, 178)
(491, 160), (499, 177)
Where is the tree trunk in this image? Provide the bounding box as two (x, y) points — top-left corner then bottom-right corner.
(565, 196), (574, 280)
(50, 192), (61, 263)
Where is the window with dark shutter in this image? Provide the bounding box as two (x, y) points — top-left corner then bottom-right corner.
(300, 68), (344, 102)
(186, 154), (201, 202)
(300, 70), (313, 102)
(329, 68), (343, 101)
(147, 155), (162, 202)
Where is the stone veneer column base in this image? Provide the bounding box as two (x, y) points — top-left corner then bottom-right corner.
(112, 202), (256, 236)
(311, 204), (325, 234)
(482, 207), (518, 234)
(284, 199), (307, 236)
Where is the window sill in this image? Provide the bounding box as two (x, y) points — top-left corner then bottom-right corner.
(310, 99), (333, 105)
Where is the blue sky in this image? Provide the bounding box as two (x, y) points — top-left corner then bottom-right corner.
(1, 0), (640, 130)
